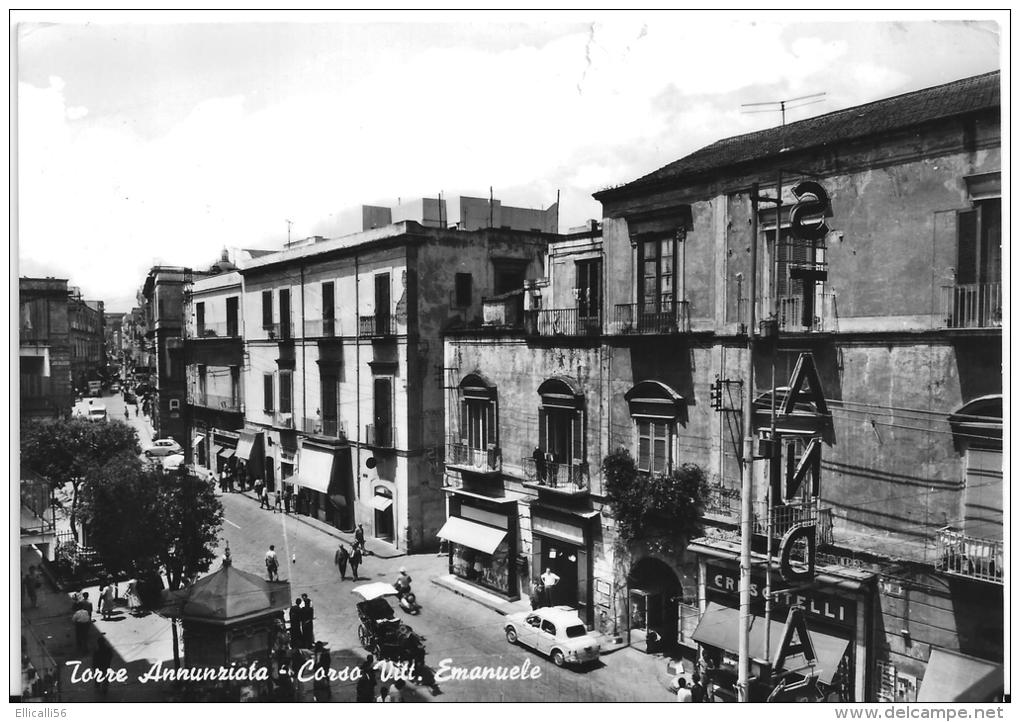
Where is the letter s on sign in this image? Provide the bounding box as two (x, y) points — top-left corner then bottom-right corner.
(790, 181), (831, 242)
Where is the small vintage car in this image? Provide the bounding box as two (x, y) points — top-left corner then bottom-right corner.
(504, 606), (601, 667)
(144, 438), (182, 458)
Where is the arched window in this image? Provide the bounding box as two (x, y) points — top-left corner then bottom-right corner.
(536, 376), (585, 467)
(459, 373), (498, 452)
(625, 380), (684, 474)
(949, 395), (1002, 540)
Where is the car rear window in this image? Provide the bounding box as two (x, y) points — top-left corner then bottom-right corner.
(566, 625), (587, 638)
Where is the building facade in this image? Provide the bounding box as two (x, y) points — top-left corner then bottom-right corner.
(67, 288), (106, 392)
(238, 216), (547, 553)
(19, 277), (74, 420)
(443, 71), (1002, 702)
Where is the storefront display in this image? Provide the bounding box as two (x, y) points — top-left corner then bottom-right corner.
(451, 539), (511, 594)
(440, 492), (519, 599)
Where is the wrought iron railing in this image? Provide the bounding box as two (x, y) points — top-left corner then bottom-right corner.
(752, 498), (834, 546)
(613, 300), (690, 334)
(186, 321), (240, 339)
(520, 456), (588, 491)
(299, 417), (347, 437)
(524, 308), (601, 337)
(273, 411), (295, 429)
(935, 526), (1003, 583)
(304, 318), (340, 338)
(705, 483), (741, 518)
(939, 283), (1002, 329)
(366, 424), (396, 448)
(191, 392), (242, 413)
(358, 314), (396, 337)
(262, 322), (295, 340)
(447, 440), (501, 473)
(776, 292), (837, 332)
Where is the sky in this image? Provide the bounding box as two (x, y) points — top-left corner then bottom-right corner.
(14, 11), (1003, 313)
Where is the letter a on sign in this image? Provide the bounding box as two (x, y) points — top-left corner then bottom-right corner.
(772, 606), (816, 672)
(781, 353), (829, 417)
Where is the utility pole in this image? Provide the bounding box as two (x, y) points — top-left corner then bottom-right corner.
(738, 183), (760, 702)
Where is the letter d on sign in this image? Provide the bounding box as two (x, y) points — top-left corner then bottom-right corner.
(779, 523), (817, 583)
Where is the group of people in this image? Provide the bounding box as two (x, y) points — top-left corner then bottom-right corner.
(287, 594), (318, 649)
(674, 671), (711, 703)
(332, 539), (365, 581)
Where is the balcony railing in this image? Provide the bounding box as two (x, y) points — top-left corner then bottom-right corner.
(262, 322), (295, 340)
(273, 411), (295, 429)
(358, 314), (396, 338)
(187, 321), (240, 339)
(366, 424), (396, 448)
(191, 392), (242, 413)
(612, 300), (691, 335)
(776, 292), (837, 332)
(300, 417), (348, 438)
(705, 483), (741, 519)
(752, 498), (834, 546)
(304, 318), (340, 338)
(446, 440), (501, 474)
(524, 308), (601, 337)
(939, 283), (1002, 329)
(935, 526), (1003, 583)
(520, 456), (588, 493)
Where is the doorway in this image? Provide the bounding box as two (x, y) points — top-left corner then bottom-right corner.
(628, 557), (680, 654)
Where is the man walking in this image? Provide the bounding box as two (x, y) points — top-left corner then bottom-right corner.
(288, 597), (302, 648)
(265, 545), (280, 582)
(254, 477), (264, 503)
(356, 655), (377, 702)
(350, 545), (363, 581)
(23, 567), (38, 608)
(282, 485), (292, 514)
(260, 485), (270, 510)
(354, 524), (366, 553)
(274, 489), (283, 513)
(334, 543), (350, 581)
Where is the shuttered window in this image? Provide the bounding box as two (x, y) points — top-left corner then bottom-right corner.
(263, 374), (274, 412)
(636, 419), (671, 474)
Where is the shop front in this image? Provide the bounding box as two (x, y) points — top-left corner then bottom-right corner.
(439, 491), (519, 599)
(291, 437), (354, 531)
(691, 557), (873, 702)
(235, 429), (265, 488)
(211, 429), (240, 476)
(529, 505), (598, 626)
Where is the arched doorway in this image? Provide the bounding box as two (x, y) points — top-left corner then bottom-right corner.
(627, 557), (680, 654)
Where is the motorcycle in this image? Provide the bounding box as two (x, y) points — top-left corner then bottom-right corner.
(397, 590), (421, 615)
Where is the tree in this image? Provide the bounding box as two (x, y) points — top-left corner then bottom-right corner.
(20, 418), (140, 540)
(77, 454), (224, 589)
(602, 447), (709, 543)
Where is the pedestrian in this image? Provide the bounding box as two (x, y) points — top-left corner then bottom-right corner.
(354, 524), (366, 553)
(100, 579), (116, 620)
(72, 597), (92, 654)
(254, 477), (263, 499)
(530, 578), (545, 610)
(690, 671), (707, 703)
(134, 404), (138, 417)
(541, 567), (560, 606)
(265, 544), (280, 582)
(312, 641), (332, 702)
(259, 486), (270, 510)
(376, 683), (390, 703)
(227, 468), (235, 493)
(125, 579), (142, 615)
(288, 597), (303, 648)
(675, 677), (693, 703)
(301, 594), (315, 648)
(334, 543), (349, 581)
(274, 490), (283, 513)
(283, 485), (292, 513)
(356, 655), (376, 702)
(124, 406), (129, 420)
(386, 679), (405, 703)
(350, 545), (363, 581)
(22, 568), (38, 608)
(92, 634), (114, 695)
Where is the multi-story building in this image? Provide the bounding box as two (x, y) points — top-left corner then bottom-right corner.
(104, 312), (124, 379)
(19, 277), (74, 420)
(238, 201), (549, 553)
(442, 71), (1002, 702)
(183, 253), (250, 478)
(67, 288), (106, 392)
(121, 307), (155, 385)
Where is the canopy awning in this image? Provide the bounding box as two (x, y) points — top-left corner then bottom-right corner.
(217, 447), (235, 460)
(292, 446), (335, 495)
(366, 494), (393, 512)
(236, 430), (259, 461)
(691, 602), (850, 684)
(193, 434), (205, 447)
(917, 648), (1003, 702)
(437, 516), (507, 555)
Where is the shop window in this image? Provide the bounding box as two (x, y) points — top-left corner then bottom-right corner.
(451, 539), (510, 595)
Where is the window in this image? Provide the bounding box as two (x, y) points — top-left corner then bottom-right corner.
(230, 366), (240, 406)
(638, 236), (675, 311)
(279, 371), (293, 413)
(373, 377), (393, 446)
(957, 199), (1001, 287)
(198, 365), (207, 400)
(575, 259), (602, 324)
(262, 291), (273, 329)
(279, 289), (291, 339)
(526, 615), (541, 628)
(540, 620), (556, 636)
(322, 282), (335, 336)
(536, 378), (585, 486)
(263, 374), (274, 412)
(195, 302), (205, 336)
(459, 374), (498, 452)
(321, 372), (339, 436)
(226, 297), (239, 337)
(455, 273), (472, 307)
(636, 419), (671, 474)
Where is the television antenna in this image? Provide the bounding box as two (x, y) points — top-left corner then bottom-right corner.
(741, 92), (826, 126)
(286, 219), (293, 244)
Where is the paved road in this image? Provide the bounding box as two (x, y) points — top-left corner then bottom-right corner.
(216, 492), (676, 702)
(73, 391), (154, 451)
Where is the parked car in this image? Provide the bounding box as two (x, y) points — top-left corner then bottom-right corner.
(87, 404), (108, 422)
(144, 439), (182, 458)
(504, 606), (601, 667)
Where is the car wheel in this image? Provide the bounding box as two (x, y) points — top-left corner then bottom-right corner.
(505, 627), (518, 644)
(552, 649), (565, 667)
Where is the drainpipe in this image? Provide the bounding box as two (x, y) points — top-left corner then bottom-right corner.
(301, 263), (307, 432)
(354, 255), (361, 528)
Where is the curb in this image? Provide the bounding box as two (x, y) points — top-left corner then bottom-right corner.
(430, 576), (516, 616)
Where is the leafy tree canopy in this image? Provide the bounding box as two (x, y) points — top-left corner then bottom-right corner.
(602, 448), (709, 543)
(20, 417), (140, 485)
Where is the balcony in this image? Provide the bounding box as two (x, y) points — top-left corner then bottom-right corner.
(935, 526), (1003, 583)
(523, 308), (601, 337)
(613, 300), (690, 335)
(191, 392), (242, 413)
(186, 321), (240, 339)
(446, 439), (501, 475)
(299, 416), (348, 438)
(358, 314), (396, 338)
(262, 322), (295, 341)
(482, 295), (524, 328)
(520, 456), (588, 495)
(752, 498), (834, 546)
(273, 411), (295, 429)
(366, 424), (396, 448)
(776, 292), (837, 332)
(939, 283), (1002, 329)
(304, 318), (340, 338)
(705, 482), (741, 519)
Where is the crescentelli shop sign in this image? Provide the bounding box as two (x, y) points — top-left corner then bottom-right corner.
(706, 563), (856, 629)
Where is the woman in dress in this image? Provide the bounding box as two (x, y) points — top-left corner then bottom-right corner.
(100, 580), (116, 620)
(125, 579), (142, 615)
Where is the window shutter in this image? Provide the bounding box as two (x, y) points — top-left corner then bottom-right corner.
(538, 407), (547, 453)
(572, 410), (584, 461)
(487, 400), (497, 446)
(653, 422), (668, 474)
(460, 400), (468, 444)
